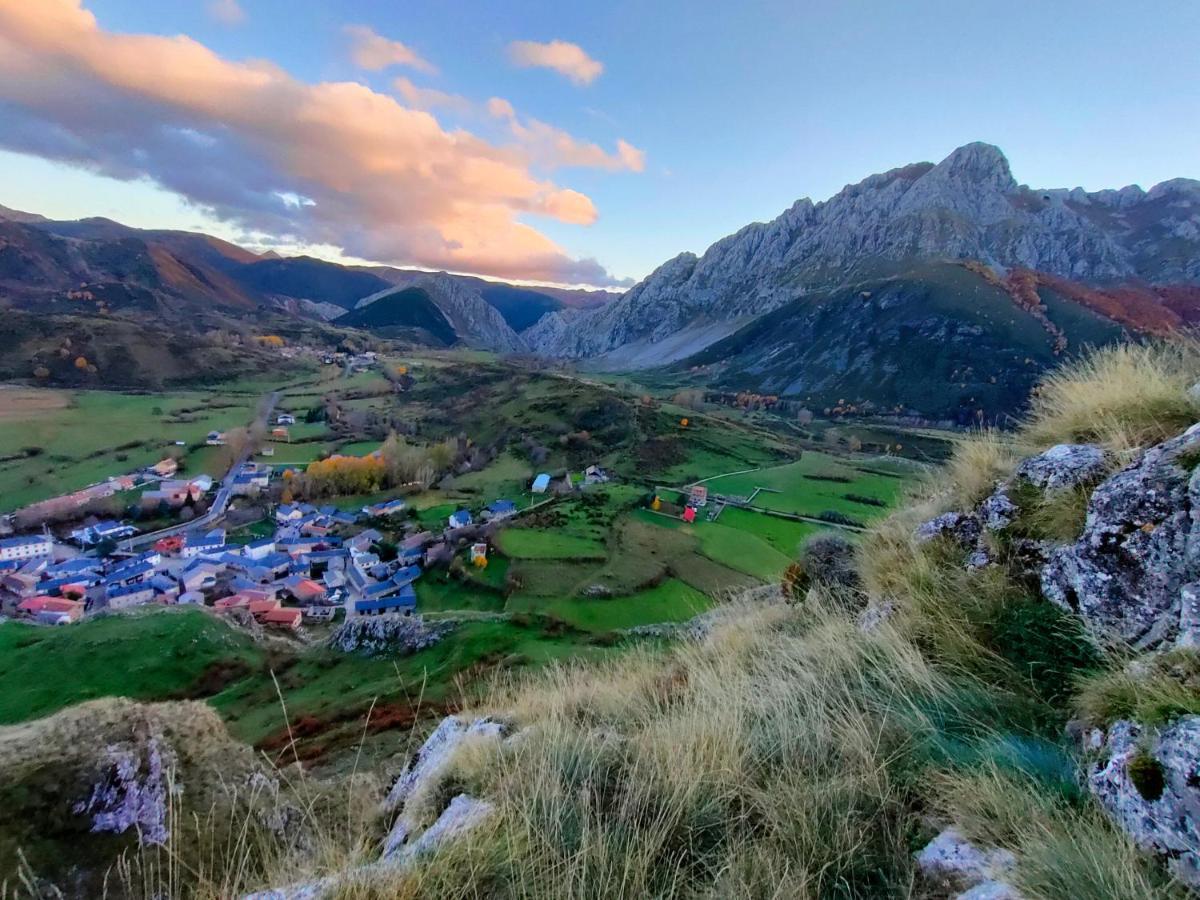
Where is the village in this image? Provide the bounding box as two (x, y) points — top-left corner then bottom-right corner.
(0, 409), (624, 632)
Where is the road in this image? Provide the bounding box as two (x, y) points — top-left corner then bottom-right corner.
(118, 391), (280, 551)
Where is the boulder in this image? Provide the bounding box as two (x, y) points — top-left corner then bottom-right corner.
(1041, 424), (1200, 650)
(1013, 443), (1107, 493)
(383, 715), (506, 816)
(915, 828), (1020, 898)
(979, 489), (1018, 532)
(916, 511), (983, 547)
(1088, 717), (1200, 888)
(328, 615), (453, 657)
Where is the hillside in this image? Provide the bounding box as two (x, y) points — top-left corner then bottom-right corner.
(530, 143), (1200, 417)
(335, 285), (458, 344)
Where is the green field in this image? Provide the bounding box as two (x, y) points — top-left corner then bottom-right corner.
(700, 453), (907, 522)
(0, 386), (263, 512)
(505, 578), (710, 632)
(495, 528), (608, 560)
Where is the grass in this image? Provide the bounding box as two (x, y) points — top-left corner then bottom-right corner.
(0, 609), (264, 723)
(495, 528), (608, 561)
(506, 579), (711, 632)
(0, 388), (260, 511)
(700, 452), (906, 521)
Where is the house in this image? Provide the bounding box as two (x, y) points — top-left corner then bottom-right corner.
(277, 413), (297, 426)
(531, 473), (551, 494)
(347, 529), (383, 553)
(181, 528), (226, 559)
(190, 474), (215, 493)
(689, 485), (709, 508)
(682, 506), (697, 524)
(275, 503), (307, 525)
(104, 559), (155, 587)
(350, 583), (416, 618)
(392, 565), (422, 588)
(248, 597), (282, 617)
(18, 596), (84, 624)
(447, 509), (473, 529)
(105, 581), (156, 610)
(271, 426), (290, 442)
(362, 498), (406, 518)
(213, 592), (252, 611)
(141, 479), (203, 510)
(303, 605), (336, 622)
(149, 574), (179, 602)
(584, 465), (610, 485)
(260, 607), (303, 630)
(470, 543), (488, 564)
(258, 446), (276, 457)
(277, 536), (320, 558)
(0, 533), (53, 562)
(484, 500), (517, 521)
(178, 560), (224, 594)
(205, 430), (226, 446)
(282, 575), (327, 604)
(152, 458), (179, 478)
(242, 537), (276, 561)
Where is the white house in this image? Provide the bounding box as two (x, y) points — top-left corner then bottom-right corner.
(0, 533), (53, 562)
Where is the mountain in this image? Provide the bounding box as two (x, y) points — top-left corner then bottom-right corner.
(0, 205), (617, 350)
(530, 142), (1200, 417)
(345, 273), (527, 353)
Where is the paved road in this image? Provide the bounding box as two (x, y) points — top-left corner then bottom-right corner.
(119, 391), (280, 551)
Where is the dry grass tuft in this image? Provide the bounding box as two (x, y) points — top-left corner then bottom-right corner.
(1023, 340), (1200, 453)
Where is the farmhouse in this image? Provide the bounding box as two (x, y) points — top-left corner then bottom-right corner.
(0, 533), (53, 562)
(205, 431), (226, 446)
(363, 498), (406, 518)
(277, 413), (297, 426)
(689, 485), (709, 508)
(151, 458), (179, 477)
(484, 499), (517, 521)
(350, 583), (416, 618)
(260, 607), (303, 630)
(447, 509), (473, 529)
(18, 595), (84, 624)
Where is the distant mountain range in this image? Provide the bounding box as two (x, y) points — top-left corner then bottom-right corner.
(528, 142), (1200, 420)
(0, 207), (620, 354)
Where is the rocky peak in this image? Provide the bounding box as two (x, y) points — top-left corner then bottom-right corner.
(929, 142), (1016, 192)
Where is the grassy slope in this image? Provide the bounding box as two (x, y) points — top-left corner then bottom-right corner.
(278, 343), (1198, 900)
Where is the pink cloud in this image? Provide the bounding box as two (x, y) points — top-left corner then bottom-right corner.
(344, 24), (436, 75)
(392, 76), (472, 115)
(488, 96), (645, 173)
(207, 0), (245, 26)
(507, 39), (603, 86)
(0, 0), (631, 285)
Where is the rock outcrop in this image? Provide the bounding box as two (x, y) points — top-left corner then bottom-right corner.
(247, 715), (511, 900)
(1041, 425), (1200, 651)
(1088, 717), (1200, 888)
(529, 143), (1200, 371)
(915, 828), (1022, 899)
(328, 614), (453, 656)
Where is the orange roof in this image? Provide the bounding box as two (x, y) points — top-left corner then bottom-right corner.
(19, 596), (83, 614)
(260, 608), (302, 627)
(213, 594), (252, 609)
(249, 598), (281, 615)
(290, 579), (326, 599)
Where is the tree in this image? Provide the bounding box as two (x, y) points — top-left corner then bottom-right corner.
(74, 356), (89, 370)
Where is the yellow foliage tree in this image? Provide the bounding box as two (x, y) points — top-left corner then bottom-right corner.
(74, 356), (89, 370)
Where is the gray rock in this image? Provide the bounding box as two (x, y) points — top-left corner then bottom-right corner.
(383, 715), (506, 816)
(73, 734), (178, 845)
(1013, 444), (1107, 493)
(328, 615), (453, 657)
(1088, 717), (1200, 888)
(958, 882), (1023, 900)
(916, 828), (1017, 894)
(1180, 582), (1200, 649)
(857, 599), (897, 633)
(384, 793), (494, 863)
(916, 511), (983, 547)
(979, 489), (1018, 531)
(1041, 424), (1200, 650)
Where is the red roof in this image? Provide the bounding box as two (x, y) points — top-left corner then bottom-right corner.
(289, 579), (326, 600)
(248, 598), (281, 615)
(260, 608), (302, 628)
(682, 507), (696, 523)
(19, 596), (83, 615)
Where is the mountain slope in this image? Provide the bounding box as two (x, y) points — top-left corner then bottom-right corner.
(532, 143), (1200, 374)
(335, 286), (458, 345)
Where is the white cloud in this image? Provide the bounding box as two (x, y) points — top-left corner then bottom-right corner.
(392, 76), (472, 115)
(488, 96), (645, 173)
(507, 39), (603, 86)
(344, 24), (436, 74)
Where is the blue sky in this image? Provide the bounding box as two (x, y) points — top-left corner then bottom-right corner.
(0, 0), (1196, 286)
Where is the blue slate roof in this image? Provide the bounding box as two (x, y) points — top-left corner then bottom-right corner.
(354, 584), (416, 612)
(487, 499), (517, 515)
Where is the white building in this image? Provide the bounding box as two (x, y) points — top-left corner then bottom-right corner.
(0, 533), (53, 562)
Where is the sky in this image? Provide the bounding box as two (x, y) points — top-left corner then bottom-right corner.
(0, 1), (1197, 288)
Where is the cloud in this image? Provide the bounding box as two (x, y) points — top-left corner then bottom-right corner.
(207, 0), (245, 26)
(392, 76), (471, 115)
(507, 39), (603, 86)
(0, 0), (631, 285)
(488, 96), (644, 173)
(344, 24), (436, 75)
